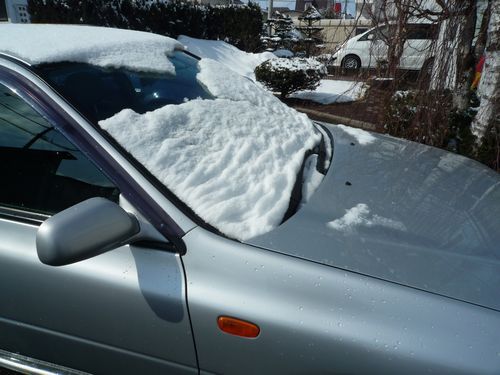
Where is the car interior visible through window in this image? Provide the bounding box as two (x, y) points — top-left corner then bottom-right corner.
(36, 51), (213, 124)
(0, 82), (120, 216)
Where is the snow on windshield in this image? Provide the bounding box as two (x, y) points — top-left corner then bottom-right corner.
(0, 24), (181, 74)
(99, 58), (321, 240)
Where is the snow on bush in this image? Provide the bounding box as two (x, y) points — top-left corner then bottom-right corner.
(99, 58), (322, 241)
(255, 57), (327, 98)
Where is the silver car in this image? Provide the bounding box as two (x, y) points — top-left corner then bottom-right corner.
(0, 25), (499, 375)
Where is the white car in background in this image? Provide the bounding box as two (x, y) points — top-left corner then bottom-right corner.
(331, 23), (437, 71)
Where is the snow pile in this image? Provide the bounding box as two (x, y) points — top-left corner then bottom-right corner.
(0, 24), (181, 74)
(291, 80), (367, 104)
(327, 204), (406, 232)
(178, 35), (275, 80)
(301, 154), (324, 204)
(100, 58), (321, 240)
(336, 124), (376, 145)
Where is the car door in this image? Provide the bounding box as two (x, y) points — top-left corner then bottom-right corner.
(401, 24), (435, 70)
(0, 67), (198, 374)
(370, 26), (389, 68)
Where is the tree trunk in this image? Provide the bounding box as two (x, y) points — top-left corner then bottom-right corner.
(471, 0), (499, 142)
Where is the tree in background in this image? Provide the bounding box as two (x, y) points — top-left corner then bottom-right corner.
(369, 0), (498, 171)
(471, 1), (499, 170)
(262, 11), (300, 52)
(297, 6), (324, 57)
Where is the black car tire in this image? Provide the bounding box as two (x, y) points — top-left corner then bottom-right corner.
(342, 55), (361, 71)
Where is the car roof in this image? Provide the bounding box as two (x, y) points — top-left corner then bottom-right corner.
(0, 24), (183, 73)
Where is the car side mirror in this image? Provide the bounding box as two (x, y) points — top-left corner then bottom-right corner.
(367, 34), (374, 41)
(36, 197), (140, 266)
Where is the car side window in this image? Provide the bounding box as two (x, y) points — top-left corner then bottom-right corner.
(406, 24), (437, 40)
(0, 82), (120, 216)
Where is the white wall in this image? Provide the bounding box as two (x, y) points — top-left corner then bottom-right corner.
(1, 0), (29, 23)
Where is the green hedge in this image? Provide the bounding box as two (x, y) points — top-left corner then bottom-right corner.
(27, 0), (263, 52)
(255, 58), (326, 98)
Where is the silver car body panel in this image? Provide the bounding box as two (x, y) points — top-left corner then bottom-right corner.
(183, 227), (500, 374)
(249, 124), (500, 311)
(0, 216), (197, 374)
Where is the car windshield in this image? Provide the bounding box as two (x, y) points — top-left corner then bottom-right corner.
(36, 51), (213, 124)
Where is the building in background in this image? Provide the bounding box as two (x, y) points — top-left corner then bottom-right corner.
(0, 0), (29, 23)
(355, 0), (373, 20)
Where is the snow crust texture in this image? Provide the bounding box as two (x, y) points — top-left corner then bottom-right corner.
(336, 124), (376, 145)
(100, 58), (321, 240)
(0, 24), (181, 73)
(291, 80), (366, 104)
(327, 204), (406, 232)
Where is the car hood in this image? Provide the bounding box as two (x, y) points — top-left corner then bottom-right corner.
(248, 124), (500, 311)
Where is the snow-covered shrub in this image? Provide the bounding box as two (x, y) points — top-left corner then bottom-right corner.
(255, 57), (326, 98)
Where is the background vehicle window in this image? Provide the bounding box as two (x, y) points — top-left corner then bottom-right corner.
(36, 51), (213, 124)
(0, 82), (119, 215)
(0, 1), (7, 22)
(406, 24), (437, 39)
(359, 26), (389, 41)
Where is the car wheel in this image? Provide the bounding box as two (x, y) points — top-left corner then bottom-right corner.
(342, 55), (361, 71)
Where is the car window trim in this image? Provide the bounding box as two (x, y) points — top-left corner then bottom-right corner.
(0, 206), (49, 226)
(0, 64), (186, 254)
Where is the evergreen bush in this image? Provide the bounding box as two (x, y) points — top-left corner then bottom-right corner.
(255, 58), (326, 98)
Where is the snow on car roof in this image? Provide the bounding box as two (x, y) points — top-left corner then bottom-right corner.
(99, 58), (322, 240)
(0, 24), (182, 74)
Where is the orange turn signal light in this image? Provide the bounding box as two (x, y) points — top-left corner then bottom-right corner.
(217, 316), (260, 338)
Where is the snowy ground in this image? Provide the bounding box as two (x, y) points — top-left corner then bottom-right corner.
(291, 79), (367, 104)
(178, 36), (366, 104)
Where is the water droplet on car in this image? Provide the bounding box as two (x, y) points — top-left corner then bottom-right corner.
(298, 306), (304, 311)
